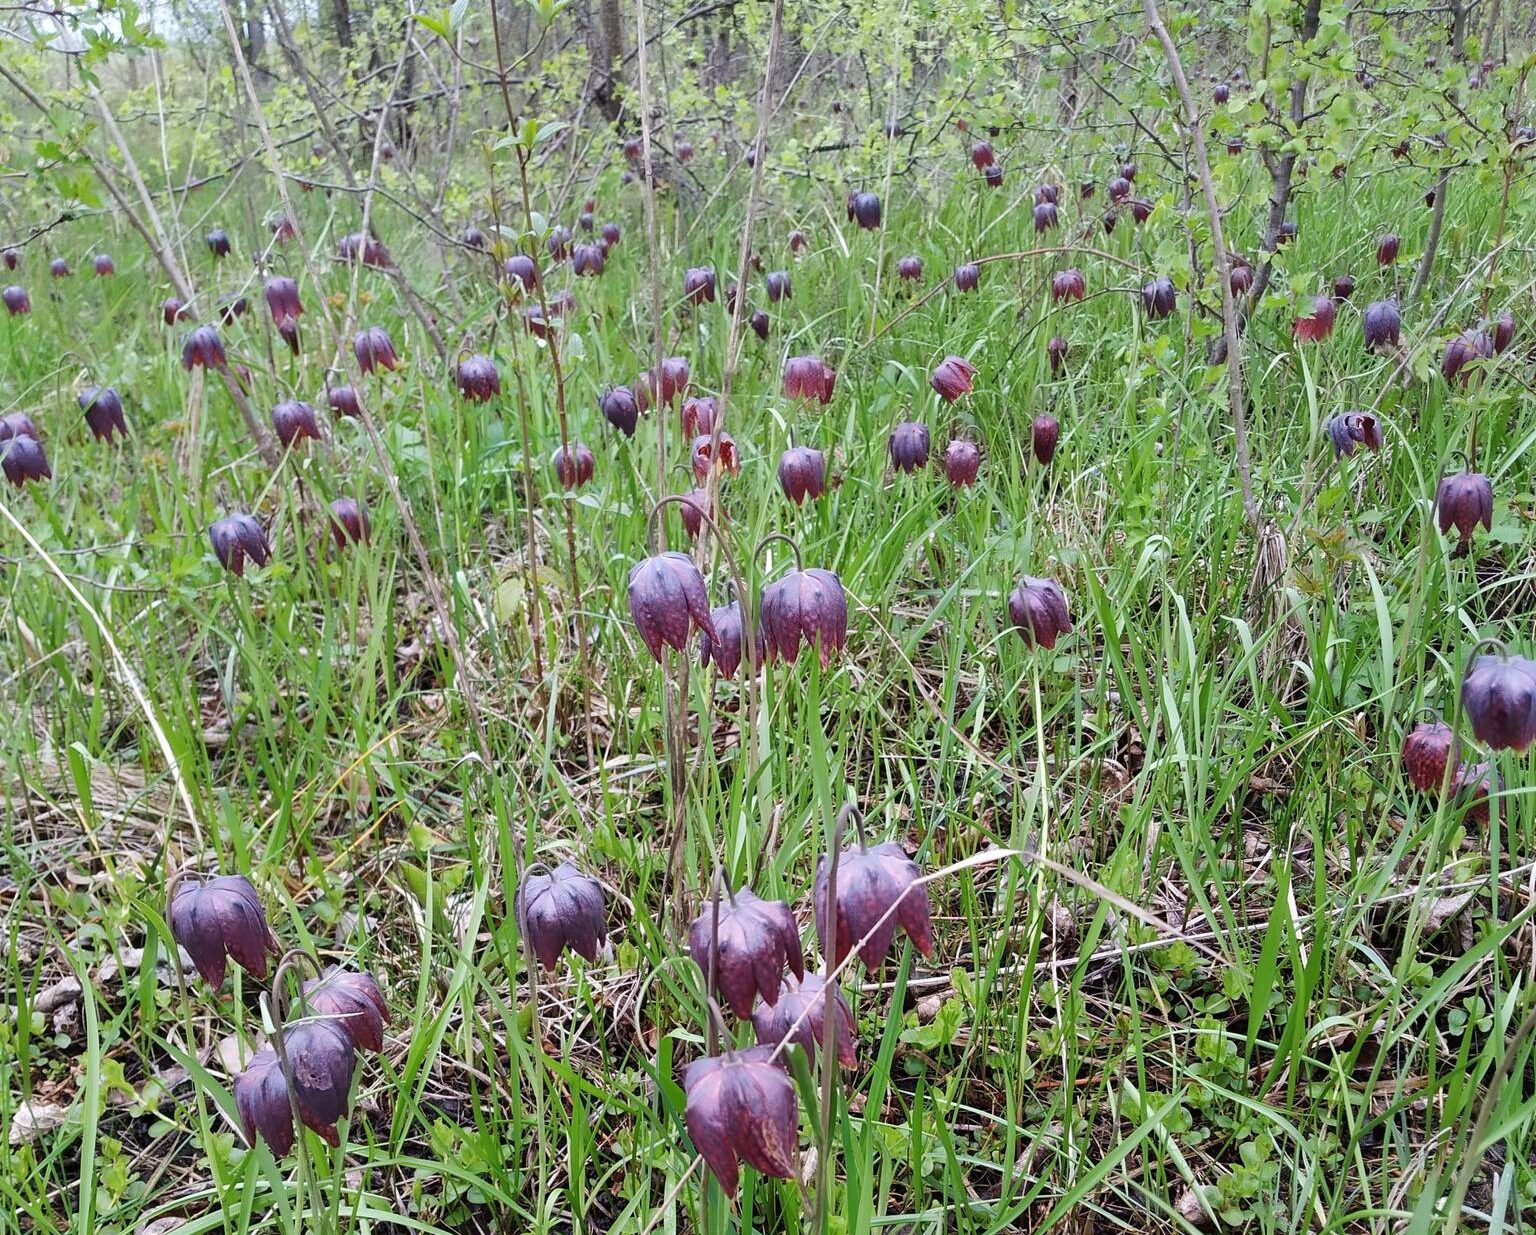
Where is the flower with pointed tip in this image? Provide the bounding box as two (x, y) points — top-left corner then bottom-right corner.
(683, 266), (717, 305)
(1032, 415), (1060, 465)
(354, 326), (399, 374)
(699, 600), (758, 678)
(1454, 761), (1499, 825)
(750, 310), (770, 340)
(1324, 411), (1383, 458)
(328, 497), (370, 548)
(759, 567), (847, 667)
(1229, 256), (1253, 296)
(1108, 175), (1132, 202)
(456, 354), (501, 403)
(953, 262), (980, 292)
(515, 861), (606, 969)
(595, 222), (618, 250)
(944, 439), (980, 487)
(1294, 295), (1336, 342)
(263, 277), (304, 353)
(1130, 199), (1153, 224)
(1363, 300), (1401, 351)
(571, 243), (605, 277)
(93, 254), (114, 276)
(1332, 274), (1356, 301)
(1008, 575), (1072, 649)
(162, 297), (188, 326)
(897, 255), (923, 282)
(233, 1049), (297, 1156)
(269, 215), (297, 243)
(1461, 655), (1536, 752)
(688, 887), (803, 1018)
(181, 325), (227, 370)
(691, 432), (739, 482)
(277, 1018), (356, 1146)
(1434, 470), (1493, 556)
(1, 248), (15, 270)
(168, 873), (280, 988)
(1142, 276), (1176, 320)
(1035, 183), (1060, 205)
(815, 839), (934, 969)
(1, 435), (49, 487)
(970, 140), (994, 169)
(328, 386), (361, 418)
(1277, 220), (1298, 246)
(503, 254), (540, 296)
(460, 226), (487, 250)
(302, 966), (388, 1052)
(930, 355), (976, 403)
(1376, 233), (1400, 265)
(1442, 330), (1494, 384)
(79, 387), (128, 442)
(50, 258), (69, 278)
(628, 551), (718, 661)
(0, 412), (38, 441)
(788, 228), (807, 253)
(1102, 210), (1118, 235)
(1047, 336), (1068, 374)
(1032, 201), (1059, 233)
(1491, 312), (1515, 355)
(847, 191), (881, 230)
(339, 231), (390, 267)
(681, 395), (720, 438)
(676, 139), (695, 162)
(889, 421), (930, 473)
(209, 513), (271, 576)
(683, 1046), (798, 1198)
(207, 228), (232, 258)
(546, 226), (573, 261)
(765, 271), (791, 302)
(778, 446), (826, 505)
(220, 295), (248, 325)
(622, 135), (642, 161)
(751, 972), (857, 1068)
(599, 386), (640, 437)
(1080, 179), (1096, 199)
(554, 442), (596, 489)
(675, 487), (712, 541)
(783, 354), (836, 404)
(1214, 81), (1230, 103)
(983, 163), (1003, 188)
(3, 285), (30, 315)
(644, 356), (691, 406)
(1051, 269), (1086, 304)
(1401, 719), (1456, 791)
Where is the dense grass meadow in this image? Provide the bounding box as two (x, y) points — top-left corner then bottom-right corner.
(3, 1), (1536, 1231)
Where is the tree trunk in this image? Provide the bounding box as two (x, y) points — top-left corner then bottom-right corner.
(242, 0), (267, 75)
(587, 0), (624, 121)
(333, 0), (353, 47)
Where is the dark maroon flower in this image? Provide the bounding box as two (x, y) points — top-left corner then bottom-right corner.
(750, 310), (770, 340)
(675, 487), (713, 541)
(1031, 415), (1060, 464)
(778, 446), (826, 505)
(1032, 201), (1059, 233)
(168, 873), (280, 988)
(339, 231), (390, 268)
(1442, 330), (1494, 384)
(600, 222), (621, 248)
(699, 600), (758, 678)
(1402, 719), (1456, 791)
(1294, 295), (1336, 342)
(765, 271), (791, 302)
(578, 211), (595, 233)
(0, 413), (39, 443)
(622, 136), (642, 161)
(1108, 175), (1132, 203)
(683, 1047), (798, 1198)
(943, 439), (980, 487)
(599, 386), (640, 437)
(930, 354), (976, 403)
(1142, 276), (1176, 320)
(1035, 183), (1060, 205)
(233, 1050), (297, 1156)
(1376, 233), (1400, 265)
(181, 325), (226, 370)
(3, 285), (30, 315)
(1454, 761), (1498, 825)
(328, 386), (361, 418)
(983, 163), (1003, 188)
(628, 551), (718, 660)
(676, 140), (695, 162)
(50, 258), (69, 278)
(328, 497), (370, 547)
(456, 354), (501, 403)
(1, 248), (15, 270)
(680, 395), (720, 438)
(1325, 411), (1383, 458)
(789, 229), (808, 253)
(515, 861), (606, 968)
(271, 401), (320, 447)
(219, 295), (249, 325)
(1047, 336), (1069, 374)
(460, 226), (487, 250)
(264, 277), (303, 353)
(847, 191), (881, 230)
(953, 262), (980, 292)
(79, 386), (128, 442)
(683, 266), (717, 305)
(691, 432), (739, 482)
(970, 140), (994, 169)
(553, 442), (596, 489)
(889, 421), (930, 473)
(162, 297), (188, 326)
(1363, 300), (1401, 351)
(1102, 210), (1118, 235)
(503, 253), (540, 296)
(1227, 138), (1244, 155)
(302, 966), (388, 1052)
(354, 326), (399, 374)
(0, 435), (49, 487)
(1008, 575), (1072, 649)
(1277, 221), (1298, 246)
(1130, 199), (1153, 224)
(1214, 82), (1230, 103)
(783, 354), (836, 404)
(752, 972), (856, 1068)
(1435, 470), (1493, 555)
(207, 228), (232, 258)
(644, 356), (691, 405)
(210, 513), (271, 575)
(815, 839), (934, 969)
(1491, 312), (1515, 355)
(688, 887), (803, 1018)
(1461, 655), (1536, 752)
(278, 1018), (356, 1146)
(1120, 161), (1137, 181)
(571, 244), (605, 277)
(546, 226), (573, 261)
(1051, 268), (1086, 303)
(1080, 180), (1096, 199)
(1229, 257), (1253, 296)
(1332, 274), (1356, 302)
(759, 567), (847, 667)
(93, 254), (114, 276)
(896, 255), (923, 281)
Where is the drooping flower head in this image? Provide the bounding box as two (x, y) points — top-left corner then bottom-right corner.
(515, 861), (607, 969)
(687, 886), (804, 1018)
(168, 873), (281, 988)
(683, 1047), (798, 1198)
(1008, 575), (1072, 649)
(628, 551), (718, 661)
